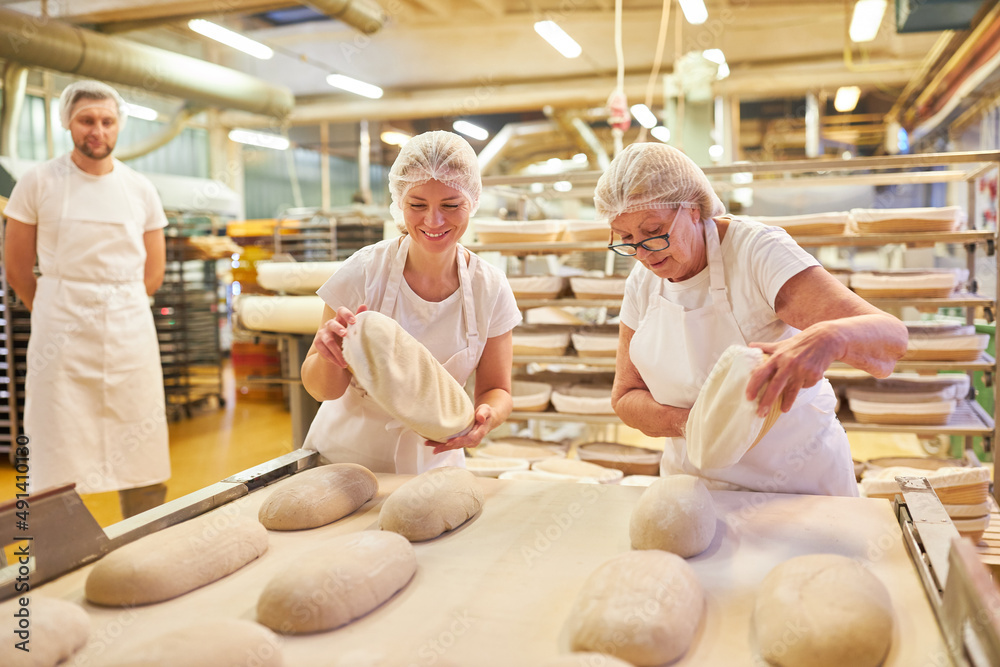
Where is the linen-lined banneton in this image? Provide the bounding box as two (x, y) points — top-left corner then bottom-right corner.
(342, 310), (474, 442)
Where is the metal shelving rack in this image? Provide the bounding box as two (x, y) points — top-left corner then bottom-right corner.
(479, 151), (1000, 479)
(273, 207), (385, 262)
(0, 266), (27, 460)
(158, 213), (226, 420)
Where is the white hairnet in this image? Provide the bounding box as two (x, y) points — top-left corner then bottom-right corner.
(387, 130), (482, 226)
(59, 80), (126, 131)
(594, 142), (725, 223)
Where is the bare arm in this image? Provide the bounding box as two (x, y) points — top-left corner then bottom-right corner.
(746, 266), (908, 416)
(611, 323), (690, 438)
(143, 229), (166, 295)
(301, 304), (367, 402)
(4, 218), (38, 311)
(431, 330), (514, 453)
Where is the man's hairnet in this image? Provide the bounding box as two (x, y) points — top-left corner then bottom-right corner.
(59, 80), (126, 130)
(388, 131), (482, 226)
(594, 142), (725, 224)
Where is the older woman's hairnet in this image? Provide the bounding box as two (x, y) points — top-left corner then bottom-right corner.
(387, 130), (482, 225)
(59, 80), (126, 131)
(594, 143), (725, 223)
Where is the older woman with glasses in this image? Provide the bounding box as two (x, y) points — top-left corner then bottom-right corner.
(599, 143), (907, 496)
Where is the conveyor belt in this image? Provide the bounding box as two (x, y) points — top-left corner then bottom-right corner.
(27, 475), (946, 665)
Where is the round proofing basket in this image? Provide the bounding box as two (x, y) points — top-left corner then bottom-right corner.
(576, 442), (661, 476)
(852, 287), (954, 298)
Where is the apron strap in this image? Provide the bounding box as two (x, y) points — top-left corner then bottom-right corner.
(704, 217), (729, 308)
(379, 236), (410, 315)
(455, 244), (479, 348)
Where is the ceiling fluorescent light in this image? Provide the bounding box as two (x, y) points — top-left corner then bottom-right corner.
(834, 86), (861, 112)
(188, 19), (273, 60)
(650, 126), (671, 143)
(849, 0), (887, 43)
(122, 103), (158, 121)
(629, 104), (658, 129)
(453, 120), (489, 141)
(326, 74), (383, 99)
(534, 20), (582, 58)
(678, 0), (708, 25)
(228, 129), (289, 150)
(380, 130), (411, 147)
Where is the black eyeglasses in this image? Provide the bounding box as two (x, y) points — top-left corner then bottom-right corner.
(608, 232), (671, 257)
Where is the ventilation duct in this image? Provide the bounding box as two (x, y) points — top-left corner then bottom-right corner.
(0, 7), (294, 119)
(306, 0), (386, 34)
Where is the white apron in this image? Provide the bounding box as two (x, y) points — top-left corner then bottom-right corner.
(25, 163), (170, 494)
(305, 236), (481, 474)
(630, 218), (857, 496)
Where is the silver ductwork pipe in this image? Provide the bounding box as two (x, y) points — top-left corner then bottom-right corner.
(1, 63), (28, 158)
(0, 7), (294, 119)
(115, 104), (207, 162)
(306, 0), (386, 34)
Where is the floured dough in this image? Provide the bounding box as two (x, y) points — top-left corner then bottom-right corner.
(686, 345), (770, 470)
(531, 458), (623, 483)
(567, 551), (705, 666)
(342, 310), (474, 442)
(0, 596), (89, 667)
(538, 654), (635, 667)
(86, 513), (268, 606)
(754, 554), (893, 667)
(379, 466), (484, 541)
(100, 619), (282, 666)
(257, 531), (416, 634)
(630, 475), (717, 557)
(258, 463), (378, 530)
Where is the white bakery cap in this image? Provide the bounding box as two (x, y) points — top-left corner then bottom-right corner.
(59, 80), (126, 130)
(594, 142), (725, 224)
(387, 130), (482, 225)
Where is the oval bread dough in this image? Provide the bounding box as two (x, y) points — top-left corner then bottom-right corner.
(257, 531), (416, 634)
(342, 310), (474, 442)
(258, 463), (378, 530)
(100, 619), (282, 666)
(630, 475), (717, 558)
(86, 513), (268, 606)
(0, 596), (89, 667)
(537, 654), (635, 667)
(531, 458), (623, 483)
(379, 466), (484, 541)
(567, 550), (705, 666)
(754, 554), (894, 667)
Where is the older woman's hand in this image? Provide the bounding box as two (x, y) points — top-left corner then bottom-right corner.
(426, 403), (495, 454)
(744, 324), (847, 417)
(312, 304), (369, 368)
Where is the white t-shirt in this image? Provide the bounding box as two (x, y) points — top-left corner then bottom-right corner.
(620, 217), (819, 344)
(317, 237), (522, 365)
(4, 154), (168, 277)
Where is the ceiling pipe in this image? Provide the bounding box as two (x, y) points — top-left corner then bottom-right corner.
(305, 0), (386, 34)
(1, 63), (29, 158)
(0, 7), (294, 119)
(116, 104), (207, 162)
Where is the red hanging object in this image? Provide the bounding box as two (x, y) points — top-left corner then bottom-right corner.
(606, 90), (631, 133)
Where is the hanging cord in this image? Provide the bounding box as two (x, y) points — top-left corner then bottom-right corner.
(610, 0), (626, 155)
(637, 0), (672, 143)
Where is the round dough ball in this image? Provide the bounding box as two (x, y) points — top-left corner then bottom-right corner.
(0, 596), (89, 667)
(258, 463), (377, 530)
(754, 554), (894, 667)
(379, 466), (484, 542)
(567, 550), (705, 666)
(630, 474), (717, 558)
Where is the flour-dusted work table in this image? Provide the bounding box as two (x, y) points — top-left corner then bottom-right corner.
(19, 469), (956, 666)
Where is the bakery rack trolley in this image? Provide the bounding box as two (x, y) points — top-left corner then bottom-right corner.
(0, 258), (27, 463)
(272, 206), (385, 262)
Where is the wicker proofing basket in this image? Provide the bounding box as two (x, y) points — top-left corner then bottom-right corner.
(748, 398), (783, 451)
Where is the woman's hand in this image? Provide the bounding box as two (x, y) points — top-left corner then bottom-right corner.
(426, 403), (495, 455)
(745, 325), (845, 417)
(311, 305), (368, 368)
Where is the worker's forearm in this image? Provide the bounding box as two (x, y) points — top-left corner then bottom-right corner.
(810, 313), (908, 379)
(301, 352), (353, 402)
(613, 388), (689, 438)
(144, 272), (164, 296)
(7, 271), (36, 311)
(475, 387), (513, 432)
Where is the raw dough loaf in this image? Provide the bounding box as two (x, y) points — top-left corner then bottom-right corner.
(754, 554), (893, 667)
(630, 475), (717, 558)
(567, 550), (705, 666)
(0, 596), (89, 667)
(538, 654), (635, 667)
(101, 619), (282, 666)
(86, 513), (268, 606)
(342, 310), (474, 442)
(531, 458), (624, 483)
(686, 345), (775, 470)
(258, 463), (378, 530)
(379, 466), (484, 541)
(257, 531), (416, 634)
